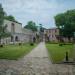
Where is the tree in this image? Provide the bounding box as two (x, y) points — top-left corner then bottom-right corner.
(39, 24), (44, 32)
(24, 21), (37, 31)
(54, 9), (75, 42)
(39, 24), (45, 41)
(55, 13), (65, 36)
(0, 4), (11, 45)
(4, 15), (16, 21)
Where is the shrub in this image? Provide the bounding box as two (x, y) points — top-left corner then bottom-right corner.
(0, 44), (3, 47)
(30, 43), (34, 46)
(19, 43), (22, 46)
(59, 43), (63, 46)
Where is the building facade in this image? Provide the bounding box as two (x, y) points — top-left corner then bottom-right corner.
(44, 28), (59, 42)
(1, 19), (34, 44)
(44, 28), (73, 42)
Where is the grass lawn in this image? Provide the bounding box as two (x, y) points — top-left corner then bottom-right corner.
(0, 43), (36, 60)
(46, 43), (73, 63)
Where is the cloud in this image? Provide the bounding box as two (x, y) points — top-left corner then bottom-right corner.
(0, 0), (75, 28)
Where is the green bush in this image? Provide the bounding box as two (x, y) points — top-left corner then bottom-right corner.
(0, 44), (3, 47)
(19, 43), (22, 46)
(30, 43), (34, 46)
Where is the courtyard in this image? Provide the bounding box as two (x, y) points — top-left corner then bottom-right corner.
(0, 0), (75, 75)
(0, 42), (74, 75)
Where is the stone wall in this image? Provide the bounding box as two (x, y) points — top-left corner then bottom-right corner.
(4, 20), (22, 33)
(0, 20), (34, 44)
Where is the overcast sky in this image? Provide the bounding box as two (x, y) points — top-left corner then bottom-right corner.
(0, 0), (75, 28)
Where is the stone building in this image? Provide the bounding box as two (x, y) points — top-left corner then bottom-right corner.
(44, 28), (59, 42)
(1, 19), (34, 44)
(44, 28), (73, 42)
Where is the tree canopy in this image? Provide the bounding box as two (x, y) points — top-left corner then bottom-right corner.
(24, 21), (38, 31)
(0, 4), (11, 44)
(0, 4), (5, 27)
(4, 15), (19, 23)
(55, 9), (75, 39)
(4, 15), (16, 21)
(39, 24), (45, 32)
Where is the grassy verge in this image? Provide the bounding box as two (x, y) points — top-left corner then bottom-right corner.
(46, 43), (73, 63)
(0, 43), (36, 60)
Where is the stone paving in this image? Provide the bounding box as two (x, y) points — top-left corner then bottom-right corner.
(0, 42), (75, 75)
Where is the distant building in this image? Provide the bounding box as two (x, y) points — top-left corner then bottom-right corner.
(1, 19), (34, 44)
(44, 28), (59, 42)
(44, 28), (73, 42)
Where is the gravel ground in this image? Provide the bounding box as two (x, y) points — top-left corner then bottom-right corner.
(0, 42), (74, 75)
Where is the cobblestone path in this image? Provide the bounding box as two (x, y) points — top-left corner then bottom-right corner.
(0, 42), (74, 75)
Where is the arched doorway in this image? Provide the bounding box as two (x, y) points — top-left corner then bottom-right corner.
(15, 36), (19, 41)
(11, 36), (14, 42)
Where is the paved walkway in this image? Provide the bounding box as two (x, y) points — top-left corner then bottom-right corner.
(0, 42), (74, 75)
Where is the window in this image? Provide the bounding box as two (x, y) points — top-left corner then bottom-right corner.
(11, 23), (15, 33)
